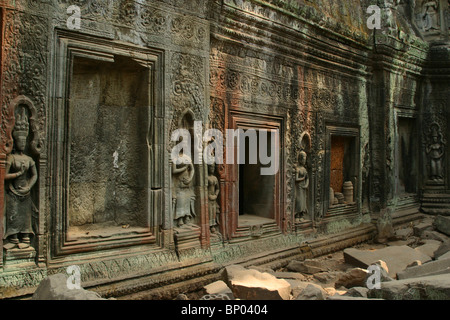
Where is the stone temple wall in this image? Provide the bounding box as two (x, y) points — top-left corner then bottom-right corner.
(0, 0), (448, 299)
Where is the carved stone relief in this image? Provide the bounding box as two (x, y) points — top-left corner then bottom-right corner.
(207, 164), (220, 233)
(294, 151), (310, 222)
(417, 0), (440, 31)
(3, 106), (38, 251)
(425, 122), (446, 183)
(172, 153), (196, 228)
(1, 11), (47, 156)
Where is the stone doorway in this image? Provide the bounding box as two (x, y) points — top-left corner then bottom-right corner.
(324, 126), (360, 217)
(330, 135), (357, 205)
(226, 111), (284, 242)
(396, 117), (418, 196)
(238, 129), (276, 221)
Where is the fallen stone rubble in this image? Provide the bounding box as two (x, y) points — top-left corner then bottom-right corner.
(31, 215), (450, 300)
(187, 215), (450, 300)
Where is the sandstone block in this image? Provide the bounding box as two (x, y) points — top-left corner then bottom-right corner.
(367, 274), (450, 300)
(295, 284), (326, 300)
(32, 274), (105, 300)
(334, 268), (368, 289)
(286, 259), (328, 274)
(344, 246), (432, 278)
(223, 265), (291, 300)
(415, 240), (441, 259)
(434, 216), (450, 237)
(397, 258), (450, 280)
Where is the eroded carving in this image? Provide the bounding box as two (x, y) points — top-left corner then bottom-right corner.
(421, 1), (440, 31)
(3, 107), (38, 250)
(294, 151), (309, 222)
(172, 152), (196, 228)
(425, 123), (445, 182)
(207, 164), (220, 233)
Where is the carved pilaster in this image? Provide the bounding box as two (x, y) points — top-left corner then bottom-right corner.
(0, 154), (5, 272)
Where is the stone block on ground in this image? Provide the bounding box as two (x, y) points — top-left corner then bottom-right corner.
(414, 220), (434, 237)
(438, 251), (450, 260)
(435, 241), (450, 259)
(421, 230), (450, 243)
(202, 281), (234, 300)
(397, 258), (450, 280)
(32, 274), (105, 300)
(286, 259), (328, 275)
(395, 227), (414, 240)
(272, 272), (306, 281)
(248, 266), (274, 274)
(223, 265), (291, 300)
(285, 280), (310, 299)
(322, 287), (347, 297)
(367, 274), (450, 300)
(415, 240), (442, 259)
(387, 240), (409, 247)
(295, 284), (326, 300)
(334, 268), (368, 289)
(344, 286), (369, 298)
(434, 216), (450, 237)
(344, 246), (432, 278)
(313, 271), (344, 285)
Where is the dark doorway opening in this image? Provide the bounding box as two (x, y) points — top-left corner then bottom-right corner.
(397, 118), (418, 195)
(238, 130), (276, 224)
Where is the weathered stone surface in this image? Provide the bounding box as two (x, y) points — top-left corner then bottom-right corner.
(434, 216), (450, 236)
(223, 265), (291, 300)
(334, 268), (368, 289)
(421, 230), (450, 243)
(414, 220), (434, 237)
(367, 274), (450, 300)
(286, 259), (328, 274)
(295, 284), (326, 300)
(434, 241), (450, 259)
(273, 272), (306, 281)
(285, 280), (309, 298)
(395, 227), (414, 240)
(0, 0), (448, 302)
(202, 281), (234, 300)
(248, 266), (274, 274)
(407, 260), (422, 268)
(415, 240), (442, 259)
(313, 271), (344, 284)
(344, 246), (432, 278)
(397, 258), (450, 280)
(438, 251), (450, 260)
(387, 240), (410, 247)
(344, 286), (369, 298)
(32, 274), (105, 300)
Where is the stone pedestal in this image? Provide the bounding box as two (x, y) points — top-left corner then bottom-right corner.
(209, 230), (224, 249)
(421, 185), (450, 216)
(174, 224), (202, 252)
(3, 244), (36, 270)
